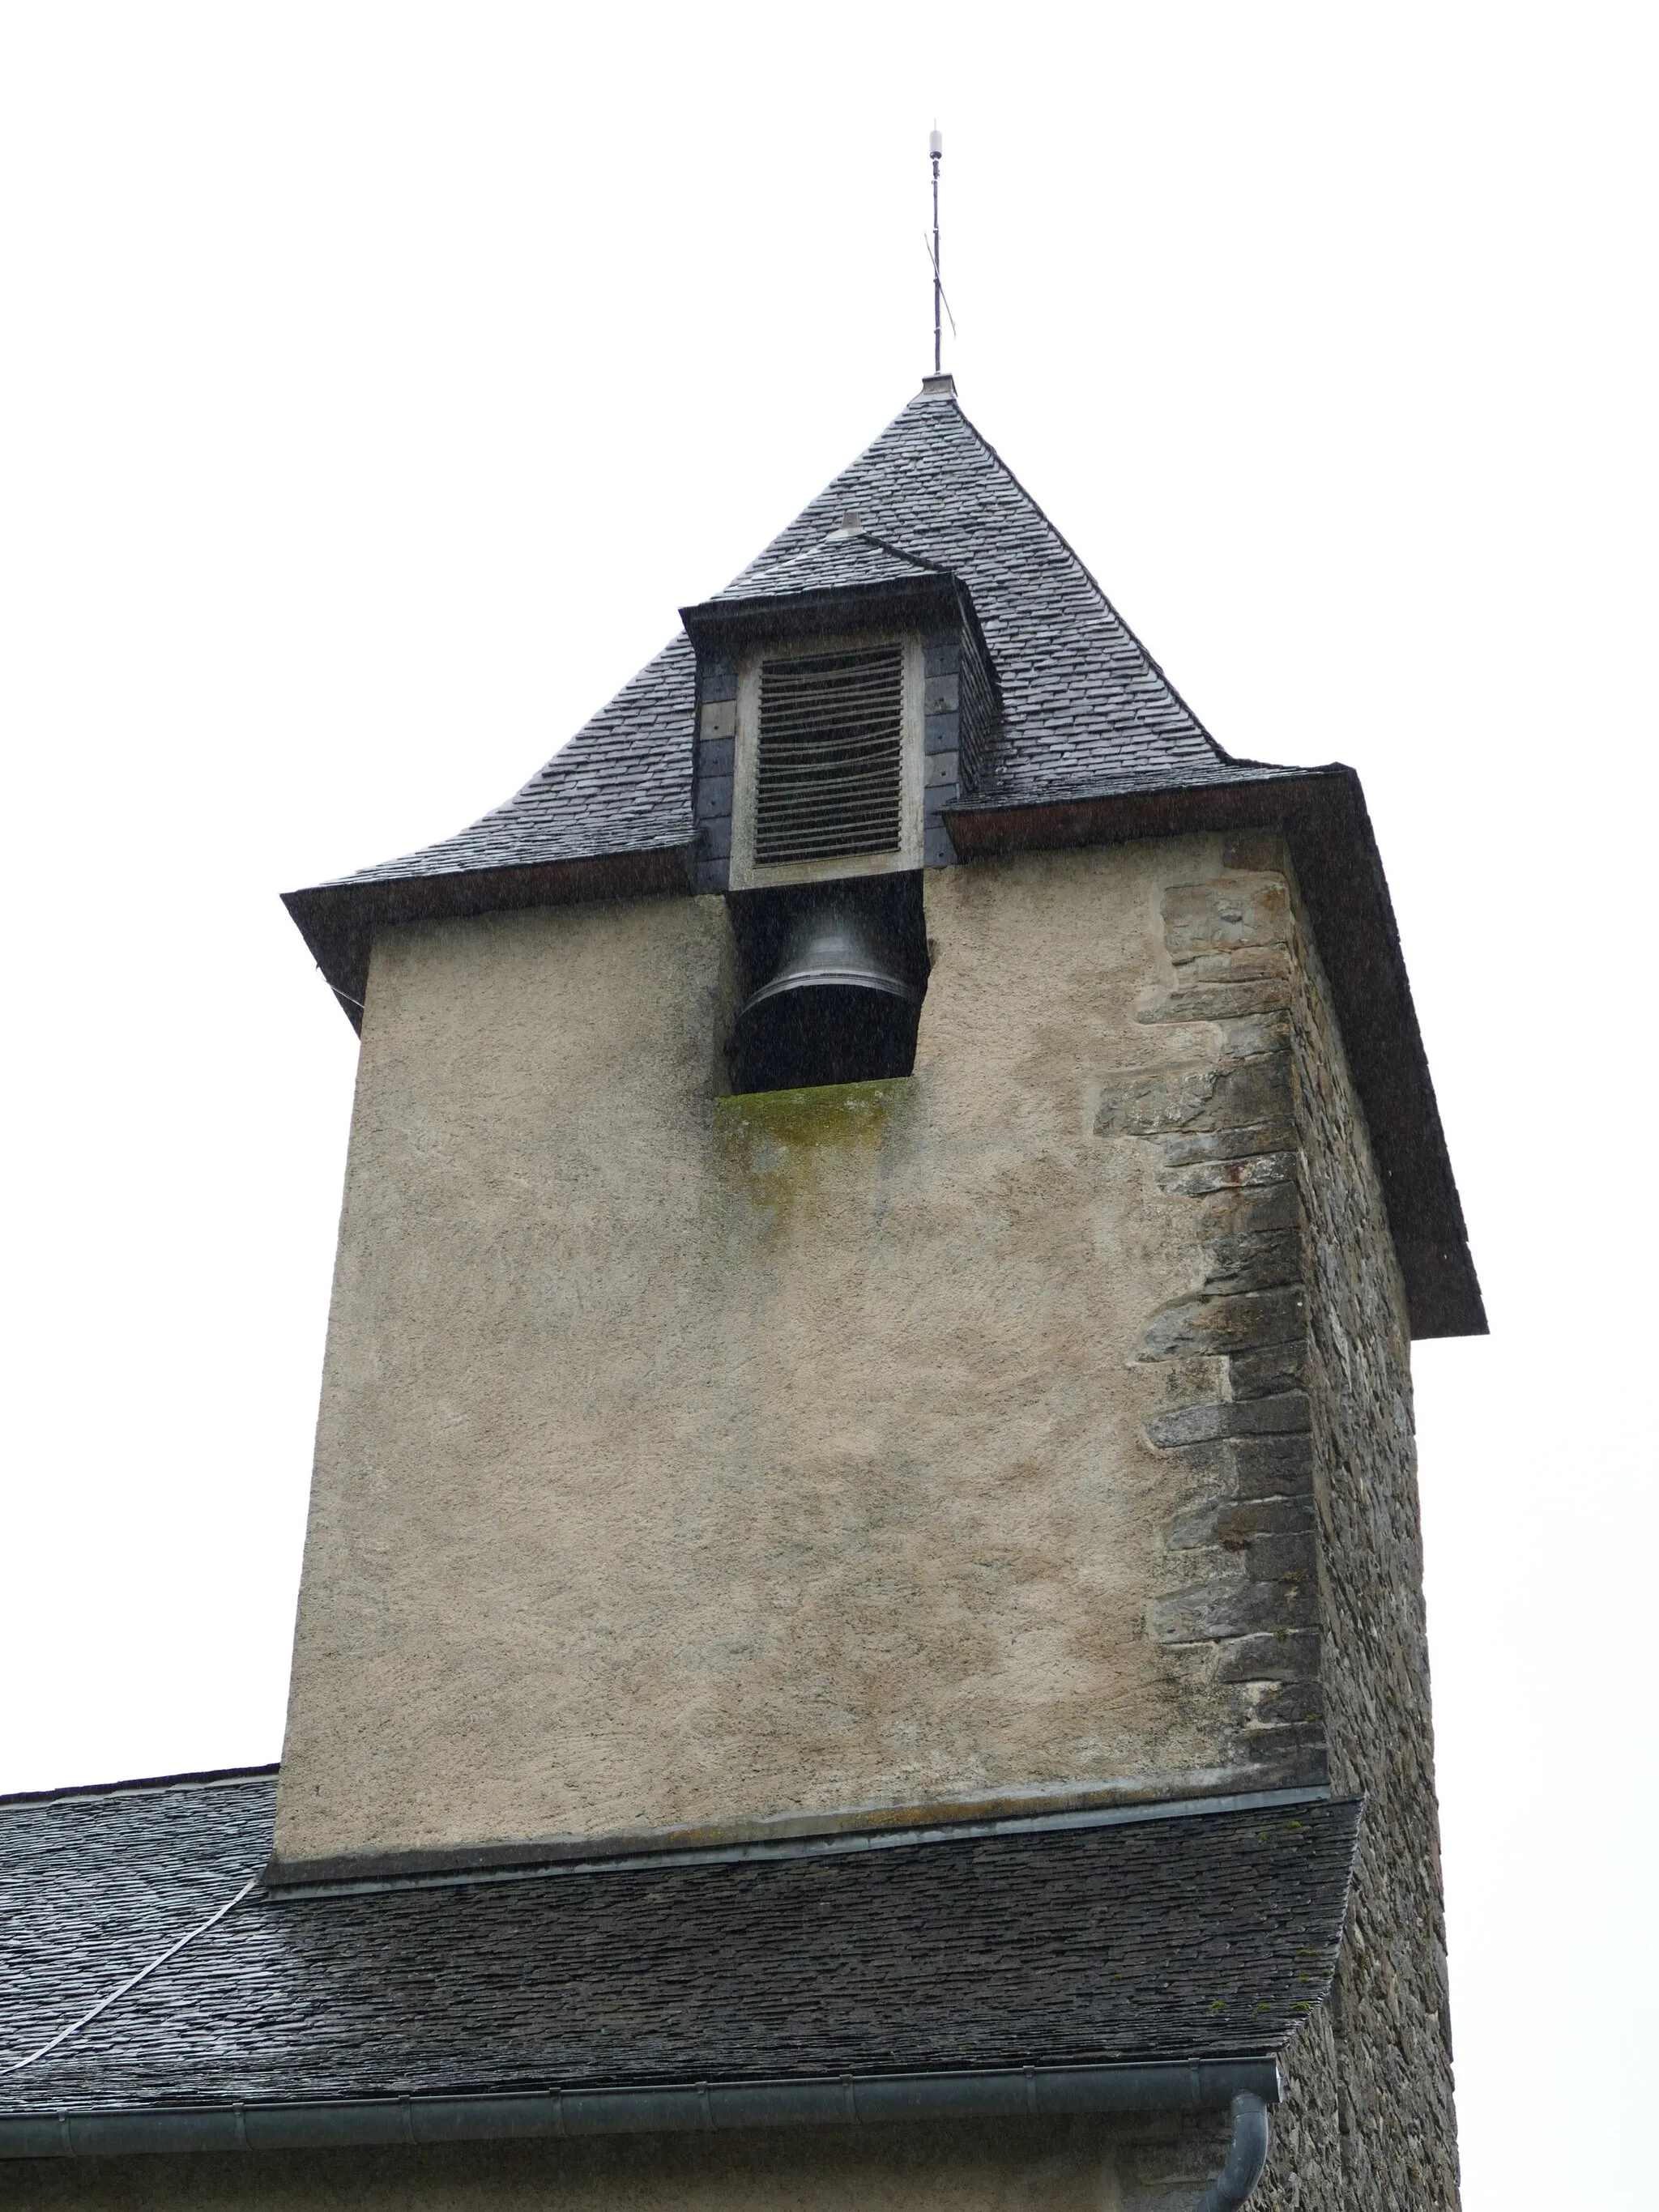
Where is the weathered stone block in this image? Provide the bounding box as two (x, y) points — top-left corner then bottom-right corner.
(1150, 1571), (1320, 1643)
(1226, 1345), (1309, 1400)
(1203, 1230), (1301, 1294)
(1168, 1495), (1315, 1549)
(1212, 1629), (1323, 1683)
(1137, 978), (1294, 1023)
(1095, 1058), (1290, 1140)
(1158, 1153), (1294, 1198)
(1155, 1437), (1315, 1515)
(1139, 1287), (1306, 1361)
(1237, 1673), (1325, 1726)
(1172, 944), (1294, 987)
(1230, 1434), (1316, 1498)
(1243, 1530), (1319, 1585)
(1214, 1012), (1294, 1062)
(1196, 1183), (1300, 1238)
(1156, 1122), (1295, 1168)
(1161, 879), (1292, 961)
(1145, 1394), (1310, 1449)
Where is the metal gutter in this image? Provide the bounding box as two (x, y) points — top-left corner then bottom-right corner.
(0, 2056), (1282, 2161)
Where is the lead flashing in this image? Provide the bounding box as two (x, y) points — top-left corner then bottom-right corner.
(262, 1784), (1334, 1899)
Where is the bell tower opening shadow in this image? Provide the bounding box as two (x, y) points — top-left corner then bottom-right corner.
(727, 873), (930, 1094)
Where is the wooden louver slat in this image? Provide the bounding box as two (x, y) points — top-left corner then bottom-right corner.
(754, 646), (904, 865)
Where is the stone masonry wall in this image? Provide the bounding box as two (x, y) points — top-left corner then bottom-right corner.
(1282, 842), (1461, 2211)
(1115, 833), (1459, 2209)
(1253, 2006), (1345, 2212)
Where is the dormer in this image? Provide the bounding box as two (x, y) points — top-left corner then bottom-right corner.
(680, 529), (1000, 897)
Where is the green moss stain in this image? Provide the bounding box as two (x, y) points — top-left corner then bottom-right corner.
(715, 1079), (912, 1217)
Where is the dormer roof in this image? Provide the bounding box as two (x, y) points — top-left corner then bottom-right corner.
(678, 523), (984, 678)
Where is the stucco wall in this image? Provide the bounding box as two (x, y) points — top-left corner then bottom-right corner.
(275, 837), (1296, 1873)
(0, 2113), (1239, 2212)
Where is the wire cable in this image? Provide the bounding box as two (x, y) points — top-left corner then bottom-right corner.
(2, 1877), (257, 2076)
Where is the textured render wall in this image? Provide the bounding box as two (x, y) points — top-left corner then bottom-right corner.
(1253, 2008), (1345, 2212)
(0, 2114), (1239, 2212)
(275, 838), (1309, 1872)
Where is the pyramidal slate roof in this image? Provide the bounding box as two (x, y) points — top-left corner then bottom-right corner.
(279, 377), (1484, 1339)
(327, 381), (1285, 893)
(0, 1770), (1359, 2156)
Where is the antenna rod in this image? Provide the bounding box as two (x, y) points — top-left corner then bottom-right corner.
(929, 126), (943, 375)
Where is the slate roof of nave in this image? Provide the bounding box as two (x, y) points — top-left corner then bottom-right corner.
(0, 1769), (1358, 2116)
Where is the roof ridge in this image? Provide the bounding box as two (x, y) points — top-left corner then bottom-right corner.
(0, 1763), (279, 1810)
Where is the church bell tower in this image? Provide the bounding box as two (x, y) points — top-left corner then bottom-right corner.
(8, 372), (1478, 2212)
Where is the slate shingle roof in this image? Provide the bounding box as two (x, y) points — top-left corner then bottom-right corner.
(1, 1773), (1358, 2116)
(331, 385), (1298, 893)
(0, 1772), (275, 2080)
(707, 527), (950, 603)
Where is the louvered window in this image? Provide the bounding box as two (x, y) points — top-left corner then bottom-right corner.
(753, 646), (905, 867)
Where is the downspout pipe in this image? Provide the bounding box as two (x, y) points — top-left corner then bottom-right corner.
(0, 2056), (1281, 2161)
(1196, 2092), (1273, 2212)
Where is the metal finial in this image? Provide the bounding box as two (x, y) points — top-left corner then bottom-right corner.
(929, 126), (943, 375)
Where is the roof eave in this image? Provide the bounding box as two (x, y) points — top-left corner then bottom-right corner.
(945, 769), (1486, 1341)
(282, 844), (697, 1034)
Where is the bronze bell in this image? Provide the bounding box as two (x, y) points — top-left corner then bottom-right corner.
(730, 891), (925, 1093)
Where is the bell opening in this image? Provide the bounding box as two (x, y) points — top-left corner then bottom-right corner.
(727, 876), (930, 1096)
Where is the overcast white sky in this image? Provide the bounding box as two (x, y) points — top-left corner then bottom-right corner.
(2, 5), (1654, 2205)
